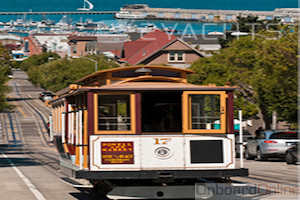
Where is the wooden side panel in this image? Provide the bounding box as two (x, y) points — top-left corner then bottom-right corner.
(87, 92), (94, 135)
(227, 92), (234, 134)
(135, 93), (142, 134)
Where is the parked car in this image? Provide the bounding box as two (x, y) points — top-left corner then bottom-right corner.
(285, 143), (299, 164)
(245, 130), (299, 161)
(234, 130), (252, 157)
(39, 91), (54, 101)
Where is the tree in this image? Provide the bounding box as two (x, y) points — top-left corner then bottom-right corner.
(189, 28), (297, 128)
(220, 16), (281, 48)
(24, 54), (119, 92)
(0, 44), (12, 111)
(19, 52), (60, 71)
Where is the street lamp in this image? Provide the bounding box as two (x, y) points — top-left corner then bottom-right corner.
(72, 56), (98, 72)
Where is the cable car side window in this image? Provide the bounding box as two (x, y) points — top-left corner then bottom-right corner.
(95, 93), (136, 134)
(182, 91), (227, 134)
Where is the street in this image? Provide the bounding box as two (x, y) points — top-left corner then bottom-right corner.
(0, 71), (298, 200)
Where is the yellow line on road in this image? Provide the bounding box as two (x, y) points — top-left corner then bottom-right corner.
(13, 102), (27, 117)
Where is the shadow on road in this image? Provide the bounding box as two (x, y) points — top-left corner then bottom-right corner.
(7, 97), (36, 102)
(0, 145), (45, 167)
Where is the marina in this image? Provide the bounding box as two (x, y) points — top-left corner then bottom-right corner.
(120, 4), (299, 23)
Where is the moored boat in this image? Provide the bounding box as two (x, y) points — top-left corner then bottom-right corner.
(115, 11), (145, 19)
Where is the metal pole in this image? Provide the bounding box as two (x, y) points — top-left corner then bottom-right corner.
(272, 111), (277, 130)
(49, 115), (53, 141)
(79, 110), (83, 170)
(239, 109), (244, 168)
(95, 60), (97, 72)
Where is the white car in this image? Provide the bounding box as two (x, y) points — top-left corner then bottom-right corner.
(245, 130), (299, 160)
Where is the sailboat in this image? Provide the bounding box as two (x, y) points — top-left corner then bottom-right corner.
(77, 0), (94, 11)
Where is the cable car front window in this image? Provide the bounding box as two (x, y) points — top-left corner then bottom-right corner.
(98, 95), (131, 131)
(190, 94), (221, 130)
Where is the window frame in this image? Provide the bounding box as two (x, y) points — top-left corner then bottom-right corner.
(182, 91), (227, 134)
(73, 46), (77, 54)
(168, 51), (185, 63)
(169, 52), (176, 61)
(94, 92), (136, 134)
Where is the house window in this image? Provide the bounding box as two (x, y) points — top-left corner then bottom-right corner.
(73, 46), (77, 54)
(177, 52), (184, 61)
(168, 51), (185, 62)
(169, 52), (176, 61)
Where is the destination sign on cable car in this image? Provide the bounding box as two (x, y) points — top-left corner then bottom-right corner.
(101, 142), (134, 164)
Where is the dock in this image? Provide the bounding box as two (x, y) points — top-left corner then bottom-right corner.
(0, 11), (117, 15)
(121, 5), (299, 23)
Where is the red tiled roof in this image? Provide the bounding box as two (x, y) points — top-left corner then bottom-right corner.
(123, 29), (177, 65)
(110, 50), (121, 58)
(118, 58), (127, 62)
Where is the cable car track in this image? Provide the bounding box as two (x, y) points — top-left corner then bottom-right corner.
(1, 110), (23, 147)
(11, 81), (54, 147)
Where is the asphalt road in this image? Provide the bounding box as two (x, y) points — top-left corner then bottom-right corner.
(0, 71), (99, 200)
(0, 71), (298, 200)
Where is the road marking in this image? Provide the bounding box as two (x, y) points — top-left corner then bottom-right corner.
(32, 145), (57, 153)
(1, 152), (47, 200)
(13, 102), (27, 117)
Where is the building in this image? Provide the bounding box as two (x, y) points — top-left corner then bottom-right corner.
(128, 32), (222, 55)
(0, 33), (22, 50)
(26, 34), (70, 58)
(68, 33), (128, 57)
(0, 33), (29, 61)
(25, 34), (69, 57)
(115, 30), (205, 68)
(176, 34), (222, 56)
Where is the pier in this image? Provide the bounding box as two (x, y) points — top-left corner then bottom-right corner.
(121, 5), (299, 23)
(0, 11), (117, 15)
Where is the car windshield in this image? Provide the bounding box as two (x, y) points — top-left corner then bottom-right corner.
(269, 132), (298, 139)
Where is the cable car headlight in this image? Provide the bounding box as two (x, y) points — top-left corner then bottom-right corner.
(154, 147), (172, 159)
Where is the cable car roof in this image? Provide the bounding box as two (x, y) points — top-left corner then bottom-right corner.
(76, 65), (195, 85)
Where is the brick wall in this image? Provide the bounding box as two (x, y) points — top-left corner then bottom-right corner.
(24, 36), (42, 56)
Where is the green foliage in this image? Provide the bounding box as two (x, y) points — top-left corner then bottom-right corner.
(25, 54), (119, 92)
(189, 28), (297, 128)
(220, 16), (281, 48)
(19, 52), (60, 71)
(0, 44), (11, 111)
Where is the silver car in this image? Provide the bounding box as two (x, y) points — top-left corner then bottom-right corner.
(245, 130), (299, 161)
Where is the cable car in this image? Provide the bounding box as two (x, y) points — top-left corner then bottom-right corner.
(50, 65), (248, 199)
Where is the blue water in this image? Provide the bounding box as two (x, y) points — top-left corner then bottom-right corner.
(0, 0), (297, 12)
(0, 0), (297, 34)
